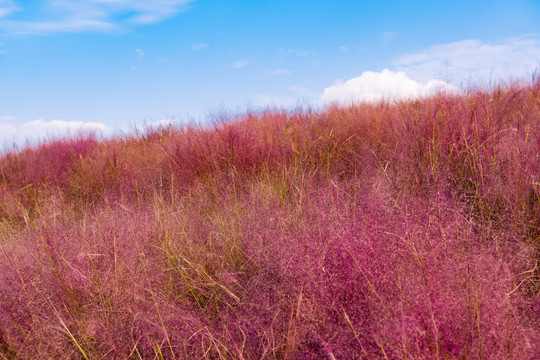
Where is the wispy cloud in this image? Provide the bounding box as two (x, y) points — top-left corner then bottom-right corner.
(136, 48), (144, 58)
(393, 34), (540, 85)
(270, 68), (291, 76)
(1, 18), (115, 34)
(191, 43), (208, 51)
(278, 48), (309, 57)
(0, 0), (19, 18)
(382, 31), (398, 44)
(0, 115), (15, 121)
(231, 58), (255, 69)
(0, 0), (194, 35)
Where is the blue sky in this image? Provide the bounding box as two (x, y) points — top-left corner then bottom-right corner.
(0, 0), (539, 147)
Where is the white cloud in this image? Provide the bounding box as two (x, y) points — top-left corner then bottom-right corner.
(131, 118), (177, 134)
(232, 58), (255, 69)
(0, 115), (15, 121)
(0, 123), (17, 142)
(321, 69), (460, 106)
(0, 18), (115, 34)
(278, 48), (309, 57)
(289, 49), (308, 56)
(191, 43), (208, 51)
(0, 0), (18, 18)
(0, 0), (194, 34)
(153, 118), (175, 127)
(393, 34), (540, 85)
(0, 118), (109, 147)
(0, 0), (18, 17)
(135, 48), (144, 58)
(19, 119), (108, 136)
(382, 31), (398, 44)
(270, 68), (291, 76)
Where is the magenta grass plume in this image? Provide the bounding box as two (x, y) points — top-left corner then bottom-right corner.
(1, 81), (539, 358)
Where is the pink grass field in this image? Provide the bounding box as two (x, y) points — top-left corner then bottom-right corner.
(0, 82), (539, 359)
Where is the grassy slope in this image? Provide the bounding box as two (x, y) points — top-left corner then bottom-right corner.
(0, 83), (539, 359)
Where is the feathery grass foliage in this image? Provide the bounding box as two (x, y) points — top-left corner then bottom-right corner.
(1, 82), (539, 358)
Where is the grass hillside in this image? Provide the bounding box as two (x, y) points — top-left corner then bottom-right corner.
(1, 82), (539, 359)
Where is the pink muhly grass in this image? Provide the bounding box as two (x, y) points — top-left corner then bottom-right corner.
(0, 81), (539, 358)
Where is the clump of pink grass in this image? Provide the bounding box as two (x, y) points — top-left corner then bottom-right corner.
(0, 81), (539, 358)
